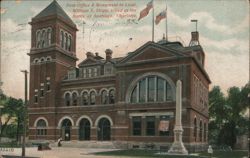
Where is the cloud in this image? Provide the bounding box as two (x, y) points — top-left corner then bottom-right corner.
(206, 50), (248, 93)
(167, 7), (249, 35)
(200, 36), (248, 53)
(1, 18), (30, 39)
(1, 40), (30, 99)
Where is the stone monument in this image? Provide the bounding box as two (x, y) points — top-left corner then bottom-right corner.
(168, 80), (188, 155)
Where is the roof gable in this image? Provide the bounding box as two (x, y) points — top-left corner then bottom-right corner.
(33, 0), (75, 26)
(119, 41), (186, 64)
(78, 58), (100, 67)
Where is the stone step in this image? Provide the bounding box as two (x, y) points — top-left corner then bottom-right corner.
(50, 141), (117, 149)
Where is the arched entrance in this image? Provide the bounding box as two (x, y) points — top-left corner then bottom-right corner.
(61, 119), (72, 141)
(98, 118), (111, 141)
(79, 118), (91, 140)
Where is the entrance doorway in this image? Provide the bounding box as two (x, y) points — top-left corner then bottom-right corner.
(79, 118), (91, 140)
(97, 118), (111, 141)
(61, 119), (72, 141)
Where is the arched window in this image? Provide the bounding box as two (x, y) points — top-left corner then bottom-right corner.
(47, 28), (52, 46)
(46, 56), (52, 62)
(65, 93), (71, 106)
(72, 92), (78, 106)
(82, 92), (88, 105)
(130, 76), (173, 103)
(199, 120), (202, 142)
(33, 58), (39, 64)
(109, 89), (115, 104)
(194, 118), (197, 141)
(68, 35), (72, 51)
(40, 57), (45, 63)
(90, 91), (96, 105)
(101, 90), (108, 104)
(41, 30), (46, 48)
(64, 33), (68, 50)
(60, 31), (64, 48)
(36, 31), (41, 48)
(36, 119), (47, 136)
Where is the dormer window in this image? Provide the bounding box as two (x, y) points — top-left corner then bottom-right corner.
(68, 69), (76, 79)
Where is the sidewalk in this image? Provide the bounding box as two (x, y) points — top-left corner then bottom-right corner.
(1, 147), (125, 158)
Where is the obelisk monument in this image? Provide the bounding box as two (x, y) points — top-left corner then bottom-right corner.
(168, 80), (188, 155)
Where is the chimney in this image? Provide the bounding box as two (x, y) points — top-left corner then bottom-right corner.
(105, 49), (113, 61)
(86, 52), (94, 59)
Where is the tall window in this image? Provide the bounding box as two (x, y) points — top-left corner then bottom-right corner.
(101, 90), (108, 104)
(139, 79), (146, 103)
(68, 35), (72, 51)
(148, 77), (155, 102)
(109, 90), (115, 104)
(36, 119), (47, 136)
(199, 120), (202, 142)
(47, 28), (52, 46)
(82, 92), (88, 105)
(34, 95), (38, 103)
(204, 122), (207, 142)
(36, 31), (41, 48)
(90, 91), (96, 105)
(132, 116), (141, 136)
(65, 93), (71, 106)
(60, 31), (64, 48)
(130, 76), (173, 103)
(46, 82), (50, 91)
(64, 33), (68, 50)
(72, 92), (78, 106)
(194, 118), (197, 141)
(40, 89), (44, 97)
(41, 30), (46, 48)
(146, 116), (155, 136)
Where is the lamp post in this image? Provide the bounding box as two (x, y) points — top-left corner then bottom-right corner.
(21, 70), (28, 158)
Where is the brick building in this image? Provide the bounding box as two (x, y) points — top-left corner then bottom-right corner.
(28, 0), (211, 151)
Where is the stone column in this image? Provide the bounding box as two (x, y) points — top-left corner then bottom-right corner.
(168, 80), (188, 155)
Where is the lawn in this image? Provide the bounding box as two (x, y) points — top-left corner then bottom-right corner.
(95, 149), (248, 158)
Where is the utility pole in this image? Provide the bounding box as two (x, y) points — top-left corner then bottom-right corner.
(21, 70), (28, 158)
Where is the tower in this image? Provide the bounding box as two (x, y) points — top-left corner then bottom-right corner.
(28, 0), (78, 140)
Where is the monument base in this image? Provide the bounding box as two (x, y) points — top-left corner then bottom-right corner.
(168, 129), (188, 155)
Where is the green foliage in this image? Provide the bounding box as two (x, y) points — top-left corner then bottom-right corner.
(0, 94), (24, 140)
(208, 84), (250, 148)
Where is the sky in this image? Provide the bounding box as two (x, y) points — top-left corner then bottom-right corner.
(0, 0), (249, 99)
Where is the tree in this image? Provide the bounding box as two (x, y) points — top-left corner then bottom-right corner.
(208, 86), (226, 145)
(209, 84), (250, 148)
(0, 96), (24, 141)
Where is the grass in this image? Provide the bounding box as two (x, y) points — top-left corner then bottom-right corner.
(95, 149), (248, 158)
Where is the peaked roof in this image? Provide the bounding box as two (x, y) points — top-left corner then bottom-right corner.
(33, 0), (75, 26)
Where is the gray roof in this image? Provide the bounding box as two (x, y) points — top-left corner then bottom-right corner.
(33, 0), (75, 26)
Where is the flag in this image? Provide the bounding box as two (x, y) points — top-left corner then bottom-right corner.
(158, 120), (169, 131)
(155, 11), (166, 25)
(138, 0), (153, 21)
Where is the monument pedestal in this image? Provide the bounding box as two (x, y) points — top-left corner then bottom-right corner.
(168, 128), (188, 155)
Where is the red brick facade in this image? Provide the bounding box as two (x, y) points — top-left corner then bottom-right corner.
(28, 1), (210, 151)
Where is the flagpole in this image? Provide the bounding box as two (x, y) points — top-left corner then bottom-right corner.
(152, 0), (154, 42)
(165, 0), (168, 41)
